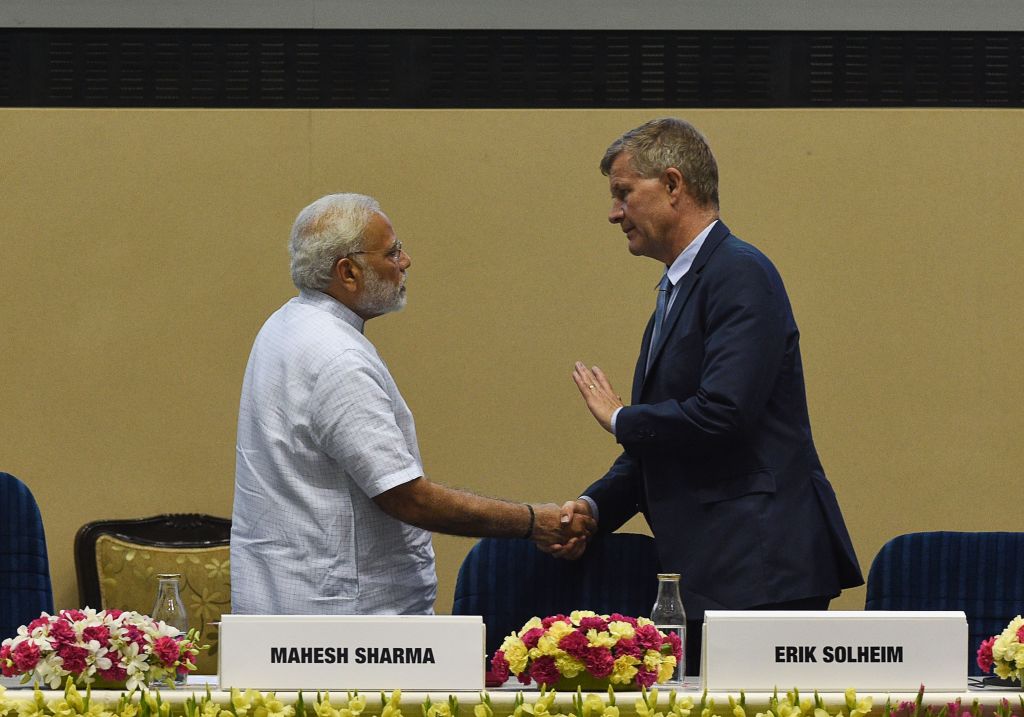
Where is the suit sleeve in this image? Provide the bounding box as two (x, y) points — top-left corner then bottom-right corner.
(583, 449), (644, 534)
(615, 247), (789, 453)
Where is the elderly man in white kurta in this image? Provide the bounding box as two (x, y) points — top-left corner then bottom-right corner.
(231, 193), (594, 615)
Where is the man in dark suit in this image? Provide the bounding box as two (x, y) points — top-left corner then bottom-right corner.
(558, 118), (863, 675)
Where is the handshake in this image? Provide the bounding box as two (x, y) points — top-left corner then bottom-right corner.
(529, 499), (596, 560)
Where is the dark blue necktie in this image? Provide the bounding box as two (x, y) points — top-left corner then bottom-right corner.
(647, 273), (674, 373)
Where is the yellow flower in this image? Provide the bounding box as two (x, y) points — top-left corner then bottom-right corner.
(230, 688), (260, 717)
(570, 610), (598, 622)
(643, 650), (662, 671)
(347, 694), (366, 716)
(315, 695), (340, 717)
(635, 617), (655, 627)
(381, 690), (403, 717)
(503, 639), (529, 674)
(426, 703), (451, 717)
(587, 629), (616, 649)
(555, 653), (585, 678)
(201, 702), (221, 717)
(535, 634), (561, 657)
(843, 689), (871, 717)
(670, 696), (693, 717)
(547, 621), (574, 642)
(657, 656), (677, 683)
(519, 618), (543, 636)
(610, 655), (639, 685)
(17, 699), (47, 717)
(582, 695), (606, 717)
(607, 622), (635, 640)
(474, 705), (492, 717)
(522, 690), (556, 717)
(602, 708), (620, 717)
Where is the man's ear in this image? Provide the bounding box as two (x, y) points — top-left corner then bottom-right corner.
(333, 256), (361, 293)
(663, 167), (686, 203)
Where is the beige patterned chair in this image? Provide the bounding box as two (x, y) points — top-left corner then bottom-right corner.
(74, 514), (231, 675)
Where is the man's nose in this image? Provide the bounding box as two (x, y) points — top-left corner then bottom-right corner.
(608, 203), (624, 224)
(399, 249), (411, 270)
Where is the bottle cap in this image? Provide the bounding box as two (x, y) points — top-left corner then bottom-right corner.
(657, 573), (681, 580)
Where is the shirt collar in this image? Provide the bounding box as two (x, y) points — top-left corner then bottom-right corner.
(297, 289), (365, 333)
(664, 219), (718, 287)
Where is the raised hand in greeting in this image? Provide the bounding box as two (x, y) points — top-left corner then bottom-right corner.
(572, 361), (623, 434)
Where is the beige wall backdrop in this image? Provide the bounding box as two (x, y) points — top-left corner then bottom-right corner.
(2, 108), (1022, 620)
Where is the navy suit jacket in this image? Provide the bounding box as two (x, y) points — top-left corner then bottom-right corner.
(585, 220), (863, 616)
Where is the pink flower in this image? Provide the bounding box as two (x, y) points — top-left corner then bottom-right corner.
(60, 609), (86, 622)
(124, 625), (147, 649)
(977, 636), (996, 673)
(558, 630), (590, 660)
(11, 641), (42, 672)
(542, 615), (568, 628)
(0, 645), (16, 677)
(579, 616), (608, 632)
(105, 609), (124, 620)
(48, 619), (75, 646)
(609, 613), (638, 627)
(57, 644), (89, 674)
(636, 666), (658, 688)
(521, 627), (546, 649)
(666, 630), (683, 661)
(516, 671), (532, 685)
(1017, 626), (1024, 644)
(98, 663), (128, 682)
(584, 646), (615, 678)
(613, 638), (643, 659)
(635, 624), (663, 651)
(83, 625), (111, 647)
(153, 636), (180, 667)
(177, 651), (195, 676)
(489, 650), (510, 683)
(529, 655), (561, 686)
(27, 616), (52, 633)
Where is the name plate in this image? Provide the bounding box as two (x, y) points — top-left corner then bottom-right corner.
(218, 614), (484, 691)
(702, 610), (966, 691)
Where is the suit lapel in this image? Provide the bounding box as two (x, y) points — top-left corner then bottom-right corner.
(641, 221), (732, 388)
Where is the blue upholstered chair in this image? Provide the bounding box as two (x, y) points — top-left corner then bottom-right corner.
(0, 473), (54, 640)
(865, 531), (1024, 676)
(452, 533), (661, 660)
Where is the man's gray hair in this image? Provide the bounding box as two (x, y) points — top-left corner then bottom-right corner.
(289, 193), (381, 290)
(600, 118), (720, 210)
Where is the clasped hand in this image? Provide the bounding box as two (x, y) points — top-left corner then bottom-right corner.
(530, 502), (595, 558)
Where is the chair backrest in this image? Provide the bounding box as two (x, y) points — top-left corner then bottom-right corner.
(0, 473), (54, 641)
(865, 531), (1024, 675)
(74, 514), (231, 674)
(452, 533), (661, 659)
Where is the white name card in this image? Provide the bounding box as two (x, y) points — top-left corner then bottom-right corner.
(218, 614), (484, 691)
(702, 610), (966, 692)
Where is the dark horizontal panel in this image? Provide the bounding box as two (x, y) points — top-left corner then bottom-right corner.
(0, 28), (1021, 107)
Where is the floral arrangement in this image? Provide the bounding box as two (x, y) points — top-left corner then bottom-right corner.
(489, 611), (681, 688)
(0, 609), (202, 691)
(0, 682), (1021, 717)
(977, 615), (1024, 682)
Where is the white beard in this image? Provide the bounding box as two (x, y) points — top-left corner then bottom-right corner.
(356, 264), (406, 317)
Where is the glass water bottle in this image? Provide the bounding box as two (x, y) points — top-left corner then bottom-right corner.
(151, 573), (189, 686)
(650, 572), (686, 683)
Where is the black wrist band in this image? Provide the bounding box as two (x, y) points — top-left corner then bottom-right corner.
(523, 503), (535, 539)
